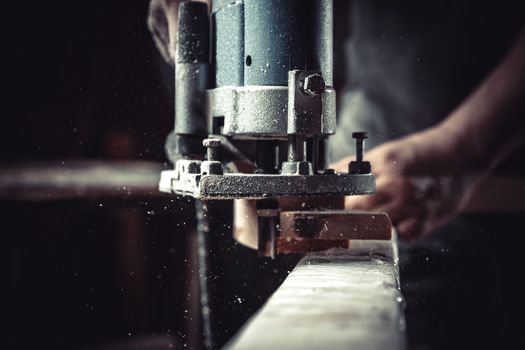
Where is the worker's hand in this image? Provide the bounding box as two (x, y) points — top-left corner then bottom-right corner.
(147, 0), (179, 65)
(332, 127), (482, 240)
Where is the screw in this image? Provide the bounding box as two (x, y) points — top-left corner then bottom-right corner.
(203, 138), (221, 161)
(303, 73), (325, 96)
(352, 132), (368, 162)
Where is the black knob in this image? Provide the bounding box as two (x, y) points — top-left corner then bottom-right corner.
(348, 132), (371, 174)
(352, 132), (368, 162)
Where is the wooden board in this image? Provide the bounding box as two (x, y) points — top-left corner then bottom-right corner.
(225, 239), (406, 350)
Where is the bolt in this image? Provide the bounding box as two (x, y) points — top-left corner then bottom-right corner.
(352, 132), (368, 162)
(288, 135), (306, 162)
(303, 73), (325, 96)
(203, 138), (221, 161)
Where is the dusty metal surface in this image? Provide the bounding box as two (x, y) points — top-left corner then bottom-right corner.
(160, 170), (375, 199)
(208, 85), (336, 137)
(225, 240), (406, 350)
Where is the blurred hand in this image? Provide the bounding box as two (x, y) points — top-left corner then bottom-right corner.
(331, 127), (481, 240)
(147, 0), (179, 65)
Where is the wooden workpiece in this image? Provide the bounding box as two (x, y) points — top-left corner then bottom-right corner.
(280, 210), (392, 240)
(225, 241), (406, 350)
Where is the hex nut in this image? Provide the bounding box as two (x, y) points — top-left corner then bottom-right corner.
(303, 74), (326, 96)
(348, 161), (372, 174)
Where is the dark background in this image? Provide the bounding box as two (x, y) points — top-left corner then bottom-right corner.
(3, 1), (299, 349)
(4, 1), (524, 350)
(3, 0), (172, 162)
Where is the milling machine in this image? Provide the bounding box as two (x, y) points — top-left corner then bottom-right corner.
(158, 1), (404, 349)
(159, 0), (392, 256)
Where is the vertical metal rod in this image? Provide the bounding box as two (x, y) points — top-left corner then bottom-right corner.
(356, 140), (364, 162)
(274, 144), (280, 170)
(288, 135), (306, 162)
(207, 147), (217, 161)
(312, 136), (319, 173)
(175, 1), (210, 157)
(195, 200), (215, 350)
(186, 221), (203, 350)
(288, 135), (297, 162)
(352, 132), (368, 163)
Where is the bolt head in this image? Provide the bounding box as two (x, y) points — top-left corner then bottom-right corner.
(303, 74), (325, 96)
(352, 132), (368, 140)
(203, 138), (221, 148)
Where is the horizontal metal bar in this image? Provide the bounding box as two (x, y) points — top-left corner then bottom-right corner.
(0, 160), (168, 201)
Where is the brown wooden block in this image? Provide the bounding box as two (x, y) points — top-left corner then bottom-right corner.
(280, 210), (392, 241)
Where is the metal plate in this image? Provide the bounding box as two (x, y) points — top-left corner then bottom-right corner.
(160, 169), (375, 199)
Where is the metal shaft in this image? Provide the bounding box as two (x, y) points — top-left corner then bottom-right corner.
(288, 135), (306, 162)
(311, 136), (320, 173)
(356, 140), (364, 162)
(195, 200), (215, 350)
(352, 132), (368, 163)
(174, 1), (210, 157)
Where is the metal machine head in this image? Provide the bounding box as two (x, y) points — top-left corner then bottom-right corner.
(159, 0), (375, 200)
(159, 0), (385, 257)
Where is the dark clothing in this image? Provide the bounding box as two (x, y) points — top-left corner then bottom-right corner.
(330, 0), (524, 161)
(400, 214), (525, 349)
(329, 2), (525, 349)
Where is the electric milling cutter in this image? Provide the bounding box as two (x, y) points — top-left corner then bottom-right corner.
(159, 0), (392, 258)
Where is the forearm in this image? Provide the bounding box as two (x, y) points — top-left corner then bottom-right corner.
(439, 27), (525, 175)
(336, 29), (525, 239)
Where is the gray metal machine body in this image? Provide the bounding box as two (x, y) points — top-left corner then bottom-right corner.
(158, 4), (405, 348)
(159, 0), (374, 199)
